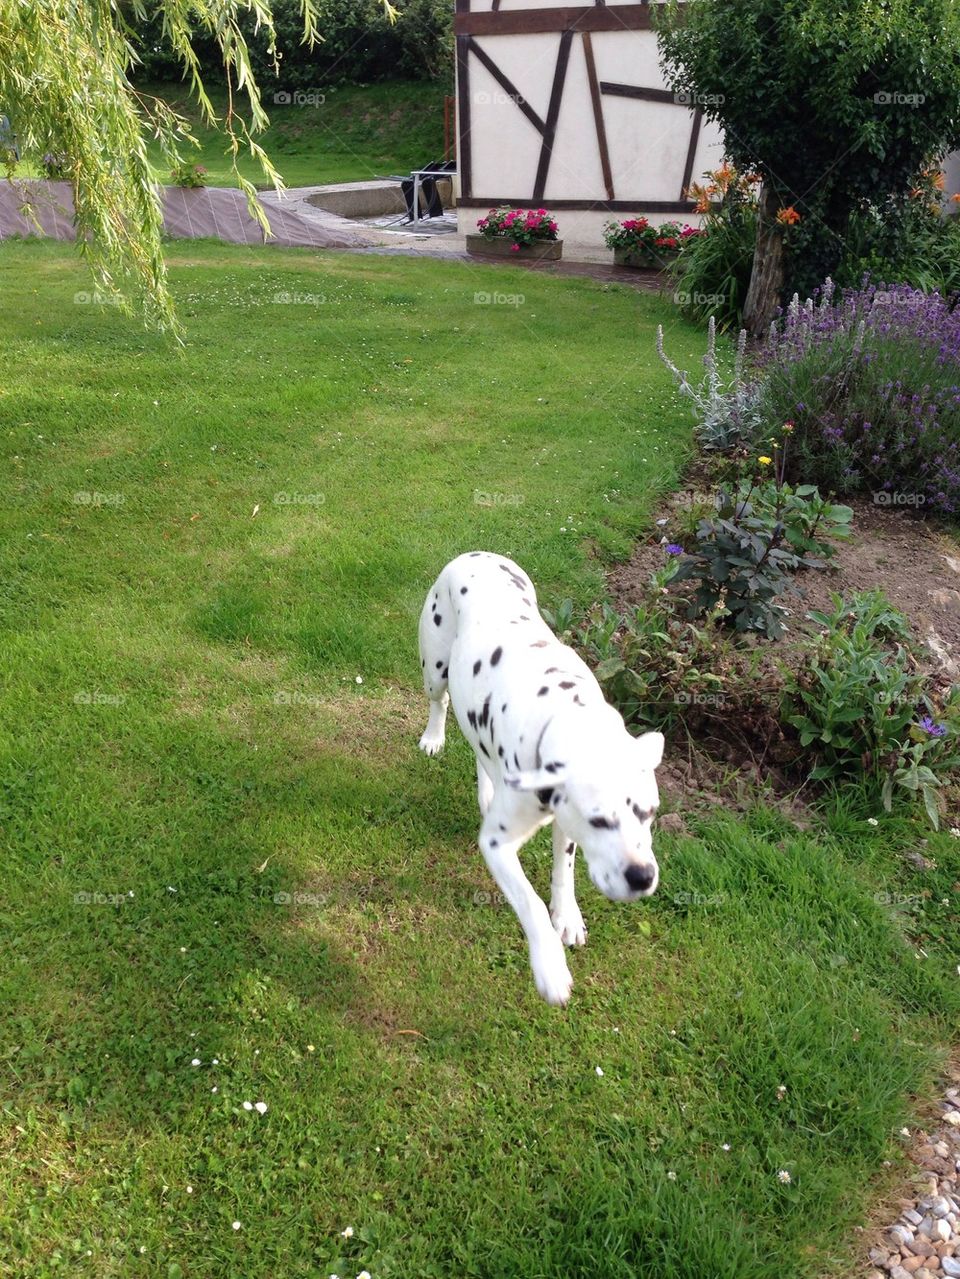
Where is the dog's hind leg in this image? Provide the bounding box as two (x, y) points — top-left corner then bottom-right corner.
(476, 758), (494, 818)
(418, 579), (452, 756)
(549, 824), (587, 947)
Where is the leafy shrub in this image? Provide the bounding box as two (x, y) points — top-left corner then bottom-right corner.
(171, 161), (208, 188)
(669, 476), (847, 639)
(754, 279), (960, 514)
(782, 591), (960, 825)
(42, 151), (69, 178)
(669, 164), (759, 330)
(133, 0), (453, 88)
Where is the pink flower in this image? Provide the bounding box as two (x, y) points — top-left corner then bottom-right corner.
(510, 243), (520, 252)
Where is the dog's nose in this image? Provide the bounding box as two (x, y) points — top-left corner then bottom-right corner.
(624, 864), (655, 893)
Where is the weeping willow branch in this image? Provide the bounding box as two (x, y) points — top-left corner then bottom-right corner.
(0, 0), (397, 336)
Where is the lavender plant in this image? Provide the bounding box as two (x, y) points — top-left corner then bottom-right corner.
(755, 279), (960, 514)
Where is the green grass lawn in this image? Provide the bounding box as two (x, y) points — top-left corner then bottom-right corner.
(145, 79), (449, 189)
(15, 81), (449, 190)
(0, 237), (958, 1279)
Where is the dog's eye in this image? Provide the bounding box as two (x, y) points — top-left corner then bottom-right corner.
(589, 815), (619, 830)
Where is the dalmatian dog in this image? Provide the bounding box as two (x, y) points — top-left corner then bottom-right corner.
(418, 551), (664, 1006)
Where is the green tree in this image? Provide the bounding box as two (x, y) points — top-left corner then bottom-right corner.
(657, 0), (960, 333)
(0, 0), (396, 334)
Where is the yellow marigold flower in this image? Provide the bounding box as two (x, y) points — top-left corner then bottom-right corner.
(758, 456), (772, 466)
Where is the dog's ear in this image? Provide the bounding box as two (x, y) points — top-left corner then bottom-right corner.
(634, 730), (664, 771)
(504, 764), (569, 792)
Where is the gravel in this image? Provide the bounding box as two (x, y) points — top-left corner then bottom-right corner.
(866, 1076), (960, 1276)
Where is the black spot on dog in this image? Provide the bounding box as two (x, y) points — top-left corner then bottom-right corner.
(479, 695), (491, 728)
(565, 841), (575, 856)
(421, 659), (425, 667)
(545, 667), (559, 674)
(632, 803), (652, 822)
(498, 745), (504, 758)
(522, 597), (532, 606)
(501, 703), (507, 714)
(467, 710), (478, 729)
(573, 694), (585, 706)
(537, 686), (549, 697)
(460, 586), (468, 595)
(436, 661), (443, 669)
(473, 660), (482, 675)
(559, 681), (575, 690)
(433, 613), (442, 627)
(513, 751), (521, 769)
(442, 666), (448, 679)
(469, 552), (482, 557)
(499, 823), (507, 832)
(519, 615), (530, 622)
(479, 741), (490, 759)
(490, 646), (502, 666)
(589, 815), (620, 830)
(544, 761), (564, 774)
(536, 787), (554, 807)
(490, 838), (498, 848)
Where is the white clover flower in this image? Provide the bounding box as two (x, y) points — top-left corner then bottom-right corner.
(595, 1066), (604, 1077)
(666, 1171), (677, 1181)
(232, 1221), (241, 1231)
(721, 1143), (731, 1151)
(254, 1101), (268, 1115)
(777, 1169), (792, 1184)
(186, 1186), (193, 1194)
(355, 676), (363, 685)
(776, 1085), (787, 1101)
(191, 1058), (201, 1067)
(340, 1226), (354, 1239)
(242, 1101), (253, 1111)
(867, 817), (879, 827)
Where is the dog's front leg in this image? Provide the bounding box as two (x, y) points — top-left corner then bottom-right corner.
(479, 805), (573, 1007)
(550, 824), (587, 947)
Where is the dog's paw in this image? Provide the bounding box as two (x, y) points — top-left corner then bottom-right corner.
(418, 731), (445, 757)
(550, 900), (587, 948)
(531, 944), (574, 1007)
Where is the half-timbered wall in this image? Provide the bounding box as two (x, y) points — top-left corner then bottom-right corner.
(454, 0), (725, 246)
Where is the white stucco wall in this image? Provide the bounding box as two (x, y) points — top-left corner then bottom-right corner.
(455, 0), (724, 248)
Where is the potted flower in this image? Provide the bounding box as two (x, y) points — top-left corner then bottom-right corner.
(171, 160), (209, 189)
(604, 217), (702, 269)
(467, 207), (562, 260)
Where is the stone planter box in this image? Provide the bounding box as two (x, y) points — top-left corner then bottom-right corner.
(612, 247), (675, 271)
(466, 234), (563, 261)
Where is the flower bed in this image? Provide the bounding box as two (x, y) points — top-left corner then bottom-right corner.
(467, 206), (562, 259)
(603, 217), (703, 268)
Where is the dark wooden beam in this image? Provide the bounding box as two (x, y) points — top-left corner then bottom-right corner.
(680, 106), (704, 199)
(582, 31), (614, 201)
(600, 82), (675, 104)
(454, 4), (657, 36)
(532, 29), (574, 202)
(466, 36), (547, 135)
(455, 35), (472, 199)
(460, 197), (697, 213)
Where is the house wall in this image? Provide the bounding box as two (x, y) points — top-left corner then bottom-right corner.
(454, 0), (724, 248)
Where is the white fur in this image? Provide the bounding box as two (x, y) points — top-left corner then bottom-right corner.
(418, 551), (664, 1006)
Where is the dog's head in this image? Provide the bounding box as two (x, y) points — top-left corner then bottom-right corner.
(506, 729), (664, 902)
